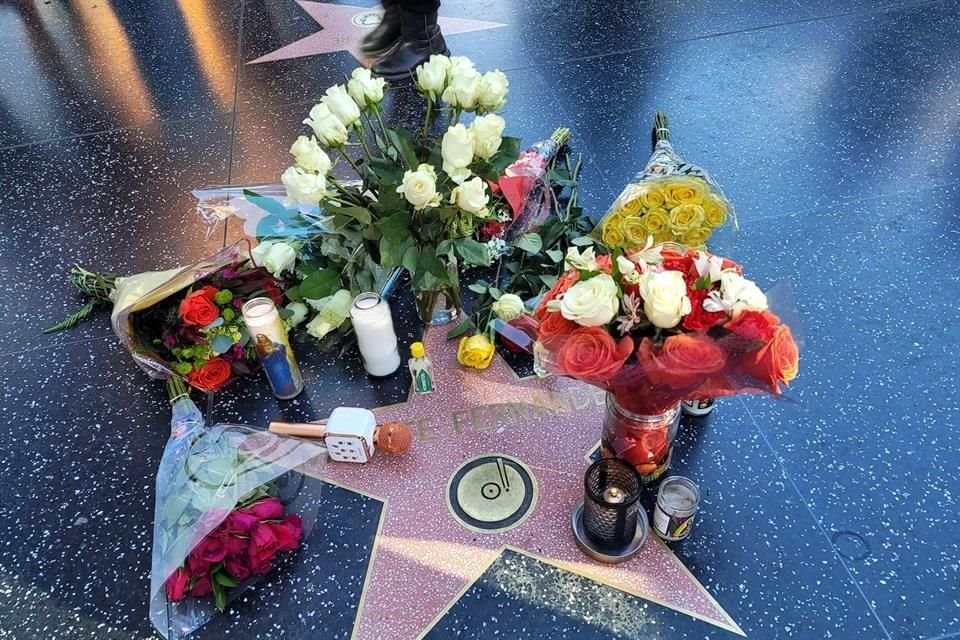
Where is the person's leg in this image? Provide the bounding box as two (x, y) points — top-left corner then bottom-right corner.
(361, 0), (402, 58)
(372, 0), (448, 81)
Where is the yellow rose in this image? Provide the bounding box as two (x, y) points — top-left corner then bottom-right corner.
(682, 227), (711, 247)
(703, 193), (729, 228)
(601, 214), (626, 247)
(643, 208), (669, 234)
(669, 203), (705, 233)
(639, 185), (666, 209)
(663, 177), (707, 207)
(618, 197), (643, 216)
(457, 334), (495, 369)
(619, 216), (648, 247)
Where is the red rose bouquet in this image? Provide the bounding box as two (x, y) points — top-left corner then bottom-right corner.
(49, 243), (288, 392)
(152, 378), (326, 638)
(498, 241), (800, 479)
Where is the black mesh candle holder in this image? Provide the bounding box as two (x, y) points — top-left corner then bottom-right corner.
(571, 458), (648, 563)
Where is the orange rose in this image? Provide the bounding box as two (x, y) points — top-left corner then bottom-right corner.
(555, 327), (633, 384)
(639, 334), (727, 391)
(186, 357), (233, 391)
(537, 311), (579, 350)
(742, 324), (799, 393)
(179, 285), (220, 327)
(535, 270), (580, 321)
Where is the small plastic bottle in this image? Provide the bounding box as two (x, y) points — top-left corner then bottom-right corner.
(408, 341), (434, 395)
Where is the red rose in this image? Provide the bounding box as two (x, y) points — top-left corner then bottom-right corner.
(224, 557), (252, 582)
(250, 557), (273, 576)
(165, 567), (190, 602)
(187, 553), (211, 577)
(725, 310), (779, 342)
(555, 328), (633, 384)
(536, 311), (578, 350)
(660, 250), (697, 283)
(194, 537), (228, 564)
(639, 334), (727, 391)
(191, 576), (212, 598)
(179, 285), (220, 327)
(242, 497), (284, 521)
(223, 535), (249, 559)
(742, 324), (799, 393)
(270, 515), (303, 552)
(500, 316), (538, 353)
(682, 289), (728, 331)
(186, 357), (232, 392)
(225, 511), (259, 535)
(249, 523), (280, 564)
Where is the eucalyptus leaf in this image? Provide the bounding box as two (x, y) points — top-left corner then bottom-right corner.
(572, 236), (595, 246)
(515, 233), (543, 254)
(467, 283), (489, 294)
(489, 287), (503, 300)
(211, 334), (235, 355)
(546, 249), (564, 263)
(540, 274), (559, 287)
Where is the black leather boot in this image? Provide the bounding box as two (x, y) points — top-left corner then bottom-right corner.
(361, 4), (402, 57)
(372, 9), (449, 82)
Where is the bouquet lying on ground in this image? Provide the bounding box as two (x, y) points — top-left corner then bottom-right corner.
(196, 55), (572, 338)
(48, 243), (288, 392)
(499, 241), (800, 413)
(596, 112), (736, 251)
(152, 378), (325, 639)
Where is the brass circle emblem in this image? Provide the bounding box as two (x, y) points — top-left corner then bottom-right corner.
(446, 454), (538, 534)
(352, 11), (382, 28)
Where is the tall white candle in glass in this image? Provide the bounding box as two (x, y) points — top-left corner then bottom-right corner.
(350, 293), (401, 377)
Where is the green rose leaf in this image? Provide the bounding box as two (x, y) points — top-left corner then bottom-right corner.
(515, 233), (543, 254)
(454, 238), (490, 266)
(284, 284), (303, 302)
(211, 334), (235, 356)
(328, 204), (372, 225)
(446, 318), (474, 340)
(214, 571), (240, 588)
(387, 128), (420, 169)
(299, 268), (340, 300)
(490, 137), (522, 172)
(377, 211), (412, 242)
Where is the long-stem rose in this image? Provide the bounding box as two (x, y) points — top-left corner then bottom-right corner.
(554, 327), (633, 384)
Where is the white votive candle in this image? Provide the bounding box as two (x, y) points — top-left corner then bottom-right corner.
(350, 293), (401, 377)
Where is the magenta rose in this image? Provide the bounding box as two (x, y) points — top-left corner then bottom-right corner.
(224, 557), (252, 582)
(249, 523), (280, 564)
(242, 497), (284, 521)
(223, 535), (249, 559)
(225, 511), (259, 535)
(195, 537), (228, 564)
(187, 553), (210, 577)
(270, 515), (303, 552)
(250, 557), (273, 576)
(191, 576), (212, 597)
(165, 567), (190, 602)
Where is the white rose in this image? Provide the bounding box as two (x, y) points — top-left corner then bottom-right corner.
(719, 271), (768, 316)
(470, 114), (505, 160)
(303, 103), (348, 147)
(492, 293), (525, 322)
(565, 246), (600, 272)
(263, 242), (297, 277)
(250, 240), (276, 267)
(446, 56), (476, 80)
(305, 289), (354, 339)
(397, 163), (440, 210)
(478, 69), (509, 112)
(289, 136), (331, 174)
(638, 270), (691, 329)
(442, 68), (482, 111)
(347, 67), (385, 108)
(281, 166), (327, 206)
(416, 54), (451, 99)
(560, 274), (619, 327)
(441, 124), (474, 183)
(320, 84), (361, 128)
(285, 301), (309, 327)
(450, 176), (489, 215)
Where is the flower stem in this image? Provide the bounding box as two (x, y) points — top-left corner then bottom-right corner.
(337, 147), (365, 180)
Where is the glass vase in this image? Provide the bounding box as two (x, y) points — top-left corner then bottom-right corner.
(600, 392), (681, 484)
(414, 258), (462, 326)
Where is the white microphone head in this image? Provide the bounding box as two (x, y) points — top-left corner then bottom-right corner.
(324, 407), (377, 463)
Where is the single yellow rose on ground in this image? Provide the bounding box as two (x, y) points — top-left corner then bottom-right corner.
(619, 215), (648, 247)
(602, 214), (626, 246)
(669, 203), (706, 233)
(457, 334), (496, 369)
(682, 227), (711, 247)
(663, 177), (707, 207)
(703, 193), (729, 228)
(643, 208), (670, 234)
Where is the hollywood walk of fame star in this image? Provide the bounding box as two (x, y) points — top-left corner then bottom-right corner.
(298, 327), (745, 639)
(249, 2), (507, 65)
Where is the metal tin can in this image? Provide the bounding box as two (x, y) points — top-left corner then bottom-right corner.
(682, 398), (715, 417)
(652, 476), (700, 541)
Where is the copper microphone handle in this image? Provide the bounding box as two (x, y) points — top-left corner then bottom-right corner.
(267, 421), (328, 439)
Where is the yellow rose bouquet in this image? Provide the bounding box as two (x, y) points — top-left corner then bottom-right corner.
(594, 112), (736, 251)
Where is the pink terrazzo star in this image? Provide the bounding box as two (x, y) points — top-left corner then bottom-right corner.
(301, 327), (744, 639)
(249, 1), (506, 65)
